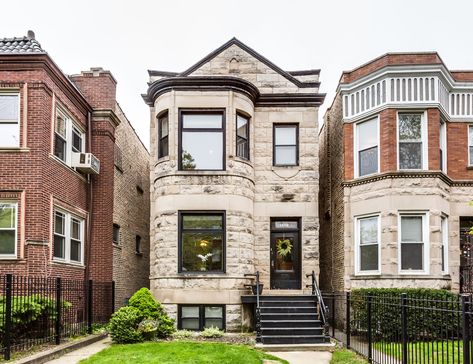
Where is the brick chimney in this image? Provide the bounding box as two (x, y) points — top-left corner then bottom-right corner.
(70, 68), (117, 110)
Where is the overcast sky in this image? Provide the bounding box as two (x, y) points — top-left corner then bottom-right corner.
(2, 0), (473, 150)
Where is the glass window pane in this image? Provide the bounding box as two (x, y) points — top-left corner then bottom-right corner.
(275, 126), (296, 145)
(160, 115), (169, 138)
(0, 204), (15, 229)
(55, 212), (65, 235)
(183, 114), (222, 129)
(401, 243), (423, 270)
(357, 118), (378, 151)
(0, 231), (15, 255)
(71, 240), (81, 262)
(182, 232), (223, 272)
(469, 126), (473, 146)
(275, 146), (296, 165)
(469, 146), (473, 165)
(237, 115), (248, 138)
(113, 225), (120, 244)
(359, 146), (378, 176)
(0, 95), (19, 120)
(236, 137), (249, 159)
(204, 318), (223, 329)
(182, 306), (199, 318)
(54, 135), (66, 161)
(54, 235), (65, 259)
(360, 217), (378, 245)
(159, 137), (169, 158)
(205, 306), (223, 318)
(71, 219), (81, 240)
(55, 115), (66, 138)
(399, 114), (422, 141)
(275, 236), (294, 271)
(401, 216), (422, 242)
(0, 123), (19, 147)
(399, 142), (422, 169)
(182, 131), (223, 170)
(182, 318), (200, 330)
(72, 129), (82, 152)
(360, 244), (378, 271)
(182, 215), (223, 230)
(273, 221), (298, 229)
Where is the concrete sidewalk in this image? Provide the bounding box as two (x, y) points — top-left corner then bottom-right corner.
(45, 337), (111, 364)
(271, 351), (332, 364)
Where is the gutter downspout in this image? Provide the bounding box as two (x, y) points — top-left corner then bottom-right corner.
(85, 111), (93, 283)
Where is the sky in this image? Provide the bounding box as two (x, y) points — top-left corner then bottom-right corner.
(2, 0), (473, 150)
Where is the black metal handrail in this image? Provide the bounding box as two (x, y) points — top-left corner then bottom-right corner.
(306, 270), (328, 331)
(244, 271), (262, 343)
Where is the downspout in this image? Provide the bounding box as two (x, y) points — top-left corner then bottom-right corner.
(85, 111), (93, 282)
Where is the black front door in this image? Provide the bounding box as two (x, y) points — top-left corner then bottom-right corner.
(270, 219), (301, 289)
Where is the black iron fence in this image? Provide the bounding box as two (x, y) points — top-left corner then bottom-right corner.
(323, 291), (473, 364)
(0, 274), (114, 360)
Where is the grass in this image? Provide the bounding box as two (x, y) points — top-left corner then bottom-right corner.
(330, 349), (368, 364)
(374, 341), (465, 363)
(80, 341), (288, 364)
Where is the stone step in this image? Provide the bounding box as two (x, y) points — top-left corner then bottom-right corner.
(261, 319), (322, 328)
(261, 335), (328, 345)
(261, 327), (324, 336)
(261, 306), (316, 314)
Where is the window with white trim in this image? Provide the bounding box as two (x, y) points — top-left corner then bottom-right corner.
(0, 202), (17, 258)
(0, 93), (20, 148)
(53, 210), (84, 264)
(398, 113), (426, 170)
(355, 118), (379, 177)
(54, 107), (85, 166)
(399, 214), (428, 272)
(441, 216), (448, 273)
(468, 125), (473, 166)
(439, 120), (446, 172)
(356, 215), (380, 273)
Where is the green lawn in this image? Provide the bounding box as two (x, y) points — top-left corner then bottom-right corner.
(80, 341), (288, 364)
(330, 349), (368, 364)
(374, 341), (464, 363)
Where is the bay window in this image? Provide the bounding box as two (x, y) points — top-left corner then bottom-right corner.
(441, 216), (448, 273)
(236, 113), (249, 160)
(274, 124), (298, 166)
(439, 120), (446, 172)
(469, 125), (473, 166)
(398, 113), (426, 170)
(54, 209), (84, 264)
(0, 202), (17, 258)
(356, 215), (380, 273)
(355, 118), (379, 177)
(399, 214), (428, 273)
(0, 93), (20, 148)
(158, 111), (169, 159)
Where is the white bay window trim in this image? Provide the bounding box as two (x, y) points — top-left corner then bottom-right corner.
(439, 120), (447, 172)
(398, 212), (429, 275)
(468, 125), (473, 166)
(53, 208), (84, 265)
(354, 214), (381, 275)
(354, 116), (380, 178)
(396, 112), (428, 171)
(54, 107), (85, 167)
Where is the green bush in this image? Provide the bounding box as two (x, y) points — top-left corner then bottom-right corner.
(200, 326), (224, 338)
(172, 329), (196, 340)
(109, 306), (144, 343)
(128, 288), (165, 319)
(350, 288), (460, 341)
(157, 315), (176, 338)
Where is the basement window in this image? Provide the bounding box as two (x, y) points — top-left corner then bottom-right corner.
(178, 305), (225, 331)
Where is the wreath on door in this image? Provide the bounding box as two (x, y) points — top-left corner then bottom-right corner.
(276, 238), (293, 257)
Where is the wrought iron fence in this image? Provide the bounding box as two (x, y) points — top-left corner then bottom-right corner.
(0, 274), (114, 360)
(323, 291), (473, 364)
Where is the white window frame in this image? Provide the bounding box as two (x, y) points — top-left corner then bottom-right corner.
(441, 215), (448, 274)
(54, 107), (85, 167)
(354, 214), (381, 275)
(0, 91), (21, 148)
(398, 212), (429, 275)
(354, 116), (380, 178)
(53, 208), (84, 265)
(468, 125), (473, 166)
(0, 202), (18, 259)
(440, 120), (447, 172)
(397, 112), (428, 171)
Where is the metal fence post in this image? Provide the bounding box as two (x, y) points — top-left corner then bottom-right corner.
(346, 291), (351, 349)
(55, 277), (62, 345)
(401, 293), (408, 364)
(111, 281), (116, 315)
(462, 294), (471, 364)
(87, 279), (93, 334)
(332, 293), (336, 338)
(3, 274), (12, 360)
(367, 295), (372, 364)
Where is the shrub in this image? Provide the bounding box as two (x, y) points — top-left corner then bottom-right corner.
(109, 306), (144, 343)
(128, 288), (165, 319)
(200, 326), (224, 338)
(157, 315), (176, 338)
(138, 319), (159, 340)
(350, 288), (460, 341)
(172, 329), (196, 340)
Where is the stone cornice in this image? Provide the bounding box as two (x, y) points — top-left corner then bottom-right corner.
(91, 109), (121, 127)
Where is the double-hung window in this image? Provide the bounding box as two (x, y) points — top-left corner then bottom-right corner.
(178, 305), (225, 331)
(236, 113), (249, 160)
(179, 212), (225, 273)
(356, 215), (380, 273)
(398, 113), (426, 170)
(439, 120), (446, 172)
(179, 111), (224, 170)
(399, 214), (428, 273)
(273, 124), (298, 166)
(54, 108), (85, 166)
(54, 210), (84, 264)
(0, 93), (20, 148)
(0, 202), (17, 258)
(441, 216), (448, 273)
(355, 118), (379, 177)
(468, 125), (473, 166)
(158, 111), (169, 159)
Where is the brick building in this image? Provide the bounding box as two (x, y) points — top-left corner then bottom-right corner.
(320, 52), (473, 293)
(0, 32), (149, 305)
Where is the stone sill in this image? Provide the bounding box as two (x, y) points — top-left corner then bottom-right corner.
(51, 261), (85, 269)
(0, 147), (30, 153)
(0, 258), (26, 264)
(151, 274), (249, 280)
(350, 274), (451, 280)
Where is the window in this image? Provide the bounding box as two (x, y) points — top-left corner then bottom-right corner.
(54, 107), (85, 166)
(273, 124), (298, 166)
(158, 111), (169, 159)
(355, 118), (378, 177)
(113, 224), (120, 245)
(0, 93), (20, 147)
(135, 235), (142, 254)
(398, 113), (426, 170)
(356, 215), (380, 273)
(439, 120), (446, 172)
(236, 113), (249, 160)
(0, 203), (17, 257)
(178, 305), (225, 331)
(179, 111), (224, 170)
(179, 212), (225, 273)
(469, 125), (473, 166)
(399, 214), (428, 273)
(441, 216), (448, 273)
(53, 210), (83, 264)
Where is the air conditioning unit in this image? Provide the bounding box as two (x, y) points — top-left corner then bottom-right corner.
(72, 153), (100, 174)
